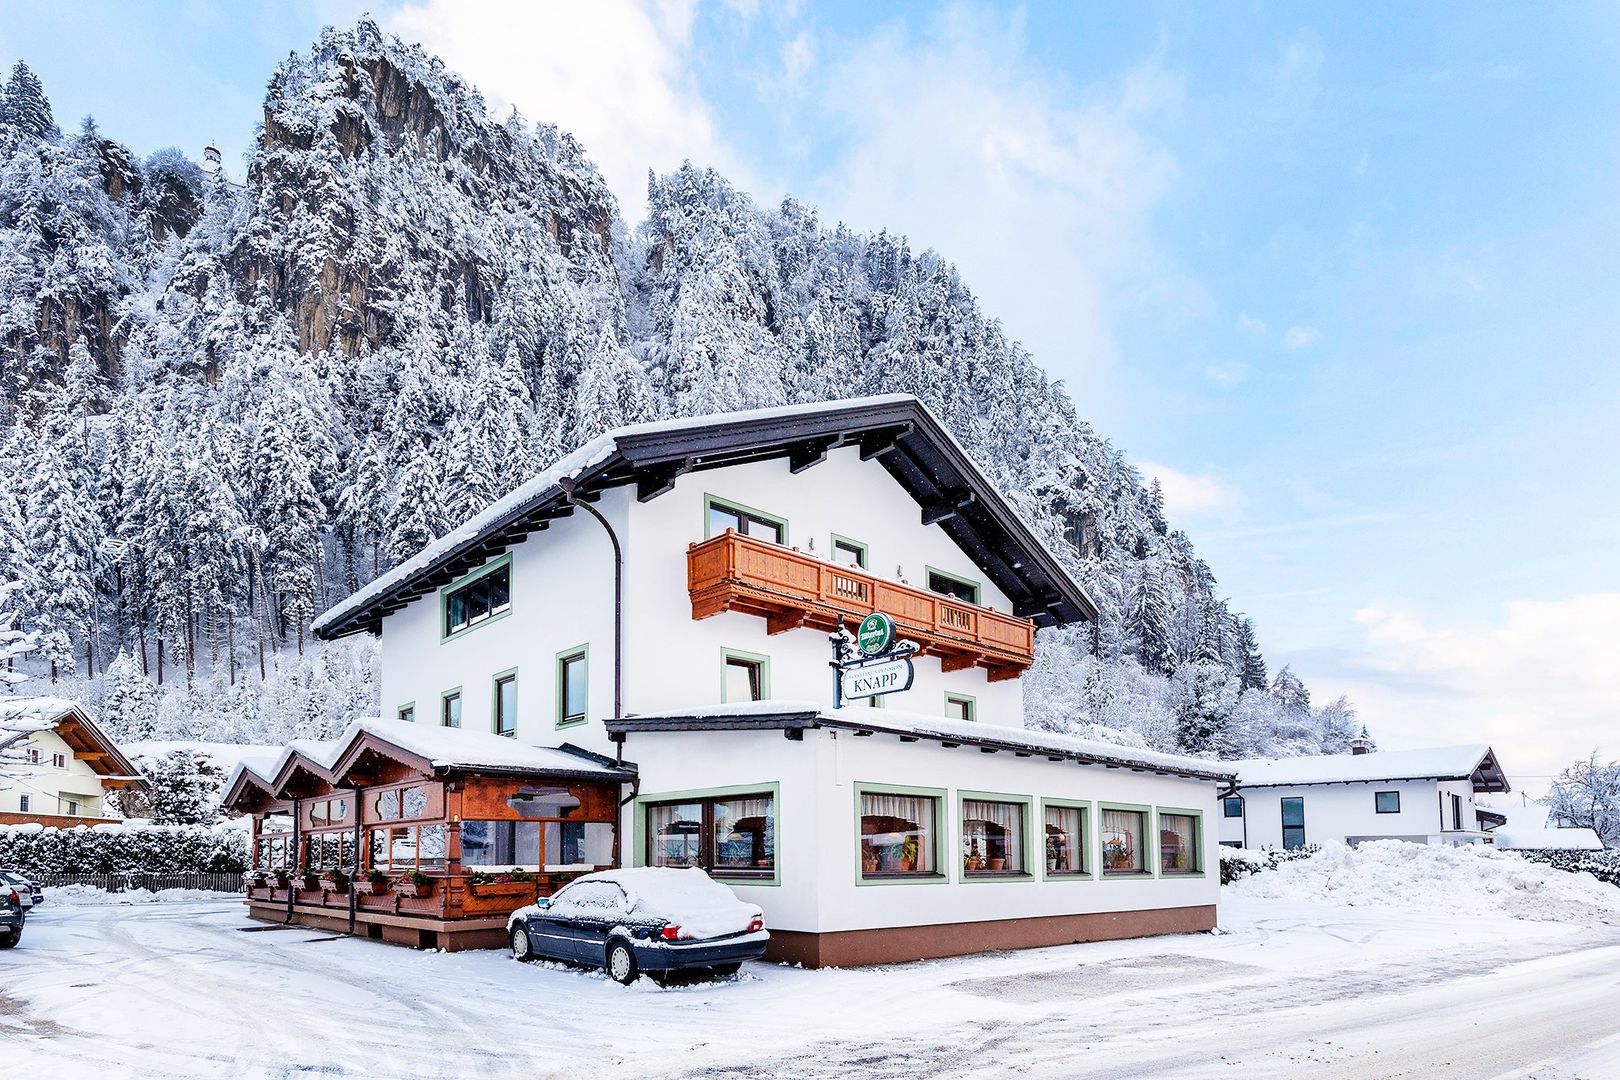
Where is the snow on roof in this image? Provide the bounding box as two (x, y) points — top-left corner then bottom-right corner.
(313, 395), (918, 636)
(1232, 745), (1500, 787)
(1493, 826), (1605, 851)
(613, 699), (1235, 779)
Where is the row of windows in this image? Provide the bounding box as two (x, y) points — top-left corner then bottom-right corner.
(640, 787), (1204, 883)
(255, 820), (615, 876)
(397, 648), (588, 735)
(1223, 790), (1404, 820)
(17, 794), (85, 815)
(705, 496), (984, 606)
(23, 749), (68, 768)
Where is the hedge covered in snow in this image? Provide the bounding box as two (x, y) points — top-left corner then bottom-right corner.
(1515, 847), (1620, 888)
(1219, 845), (1320, 885)
(0, 821), (248, 874)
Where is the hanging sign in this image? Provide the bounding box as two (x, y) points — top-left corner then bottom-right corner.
(840, 656), (915, 701)
(856, 612), (896, 657)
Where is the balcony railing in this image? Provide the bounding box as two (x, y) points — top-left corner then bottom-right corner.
(688, 531), (1035, 681)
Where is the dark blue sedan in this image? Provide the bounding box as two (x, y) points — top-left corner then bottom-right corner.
(506, 868), (768, 985)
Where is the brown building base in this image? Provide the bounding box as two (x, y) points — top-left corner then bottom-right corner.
(245, 901), (510, 952)
(765, 904), (1217, 968)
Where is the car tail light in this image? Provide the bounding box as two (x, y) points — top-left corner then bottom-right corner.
(5, 889), (16, 905)
(747, 917), (764, 934)
(660, 925), (690, 941)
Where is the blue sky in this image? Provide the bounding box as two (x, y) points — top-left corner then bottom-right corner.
(5, 1), (1617, 790)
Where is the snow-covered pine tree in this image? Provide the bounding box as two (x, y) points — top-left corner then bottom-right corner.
(145, 748), (216, 824)
(102, 648), (160, 741)
(0, 61), (59, 144)
(23, 411), (97, 677)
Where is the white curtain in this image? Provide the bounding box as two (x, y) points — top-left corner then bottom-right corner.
(1044, 806), (1082, 873)
(963, 799), (1023, 871)
(860, 793), (935, 873)
(1102, 809), (1143, 872)
(1159, 813), (1196, 873)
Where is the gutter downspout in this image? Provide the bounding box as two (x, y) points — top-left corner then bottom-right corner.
(348, 785), (363, 936)
(285, 797), (299, 925)
(557, 477), (623, 731)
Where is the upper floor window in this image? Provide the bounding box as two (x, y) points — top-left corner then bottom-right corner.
(927, 568), (980, 605)
(397, 704), (415, 724)
(722, 651), (768, 703)
(27, 748), (40, 764)
(944, 694), (975, 722)
(1374, 791), (1400, 814)
(706, 497), (786, 545)
(493, 672), (517, 737)
(18, 795), (29, 812)
(443, 559), (511, 640)
(441, 690), (462, 729)
(557, 647), (588, 727)
(52, 752), (66, 768)
(1223, 797), (1244, 818)
(831, 534), (867, 569)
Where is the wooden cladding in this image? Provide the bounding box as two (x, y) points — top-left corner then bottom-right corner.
(688, 531), (1035, 682)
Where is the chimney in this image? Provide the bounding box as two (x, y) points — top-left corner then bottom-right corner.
(1350, 725), (1375, 756)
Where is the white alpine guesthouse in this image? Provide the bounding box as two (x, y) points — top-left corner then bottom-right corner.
(265, 396), (1231, 965)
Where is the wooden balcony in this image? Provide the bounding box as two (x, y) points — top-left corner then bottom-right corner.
(688, 531), (1035, 682)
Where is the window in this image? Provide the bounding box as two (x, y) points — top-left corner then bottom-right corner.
(51, 752), (66, 768)
(831, 534), (867, 569)
(1043, 804), (1087, 876)
(493, 672), (517, 737)
(706, 497), (786, 545)
(442, 558), (511, 639)
(27, 748), (40, 764)
(645, 791), (776, 879)
(64, 799), (80, 816)
(1281, 797), (1306, 851)
(374, 786), (430, 821)
(397, 704), (415, 724)
(18, 795), (29, 812)
(1101, 807), (1149, 874)
(441, 690), (462, 728)
(927, 568), (980, 605)
(1449, 792), (1463, 831)
(369, 823), (447, 874)
(1223, 797), (1244, 819)
(722, 651), (768, 703)
(962, 797), (1028, 877)
(461, 820), (542, 870)
(859, 789), (941, 880)
(1375, 791), (1401, 814)
(944, 694), (976, 722)
(557, 647), (588, 726)
(1159, 812), (1200, 874)
(310, 799), (349, 825)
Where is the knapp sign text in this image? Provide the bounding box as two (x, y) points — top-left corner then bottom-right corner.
(840, 656), (915, 702)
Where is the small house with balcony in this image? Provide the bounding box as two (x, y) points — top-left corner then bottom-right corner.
(0, 698), (148, 825)
(229, 395), (1233, 963)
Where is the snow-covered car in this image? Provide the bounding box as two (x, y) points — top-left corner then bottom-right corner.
(0, 883), (23, 948)
(0, 871), (36, 911)
(506, 867), (768, 986)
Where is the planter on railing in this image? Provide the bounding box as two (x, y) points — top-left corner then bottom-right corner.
(393, 874), (435, 899)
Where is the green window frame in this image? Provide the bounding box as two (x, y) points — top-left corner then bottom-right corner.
(1040, 798), (1093, 880)
(491, 668), (518, 737)
(1156, 807), (1205, 877)
(440, 687), (462, 729)
(439, 553), (513, 643)
(556, 645), (588, 728)
(721, 648), (771, 703)
(396, 702), (415, 724)
(1099, 801), (1154, 878)
(830, 533), (868, 569)
(958, 790), (1036, 881)
(632, 782), (781, 887)
(854, 782), (949, 886)
(925, 565), (981, 605)
(944, 692), (976, 722)
(704, 494), (788, 545)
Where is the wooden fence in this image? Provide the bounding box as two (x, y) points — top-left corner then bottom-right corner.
(25, 871), (245, 894)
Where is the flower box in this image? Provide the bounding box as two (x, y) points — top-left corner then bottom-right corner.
(467, 879), (536, 900)
(319, 877), (350, 894)
(364, 877), (391, 896)
(394, 880), (434, 898)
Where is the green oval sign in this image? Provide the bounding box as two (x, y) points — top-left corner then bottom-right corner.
(856, 612), (895, 657)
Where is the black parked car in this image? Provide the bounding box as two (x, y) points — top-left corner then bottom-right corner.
(0, 884), (24, 949)
(507, 868), (768, 985)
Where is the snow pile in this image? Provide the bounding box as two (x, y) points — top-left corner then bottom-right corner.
(1227, 840), (1620, 926)
(532, 867), (763, 940)
(44, 883), (239, 906)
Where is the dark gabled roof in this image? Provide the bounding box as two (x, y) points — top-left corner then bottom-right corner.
(315, 396), (1097, 639)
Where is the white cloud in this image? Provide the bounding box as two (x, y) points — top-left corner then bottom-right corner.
(1204, 361), (1250, 385)
(1237, 312), (1270, 335)
(1282, 325), (1319, 349)
(1137, 461), (1241, 518)
(384, 0), (744, 222)
(804, 8), (1189, 383)
(781, 32), (815, 87)
(1326, 594), (1620, 796)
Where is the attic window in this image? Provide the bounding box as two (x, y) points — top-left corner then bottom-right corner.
(927, 569), (980, 605)
(706, 497), (786, 545)
(443, 559), (511, 640)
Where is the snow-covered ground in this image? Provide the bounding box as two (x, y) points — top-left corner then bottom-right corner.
(5, 845), (1620, 1079)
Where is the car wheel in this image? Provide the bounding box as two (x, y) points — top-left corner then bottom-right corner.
(510, 925), (534, 962)
(709, 963), (741, 979)
(605, 939), (639, 985)
(0, 928), (19, 949)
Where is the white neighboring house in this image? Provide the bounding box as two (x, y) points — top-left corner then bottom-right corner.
(286, 395), (1233, 966)
(1480, 800), (1604, 851)
(0, 697), (149, 822)
(1219, 742), (1510, 850)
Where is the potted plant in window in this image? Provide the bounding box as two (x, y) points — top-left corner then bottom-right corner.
(319, 867), (351, 894)
(364, 868), (391, 895)
(987, 856), (1006, 872)
(900, 835), (920, 873)
(394, 870), (434, 898)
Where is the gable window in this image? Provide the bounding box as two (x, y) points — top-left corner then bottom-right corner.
(1281, 797), (1306, 850)
(831, 534), (867, 569)
(644, 790), (776, 880)
(962, 796), (1029, 877)
(441, 690), (462, 729)
(493, 672), (517, 737)
(722, 651), (769, 703)
(1375, 791), (1400, 814)
(18, 795), (29, 812)
(706, 497), (786, 545)
(944, 694), (976, 722)
(1043, 803), (1087, 876)
(557, 647), (588, 727)
(1158, 811), (1201, 874)
(27, 748), (40, 764)
(859, 788), (943, 880)
(442, 558), (511, 640)
(927, 568), (980, 605)
(397, 704), (415, 724)
(51, 752), (66, 768)
(1101, 807), (1149, 875)
(1223, 797), (1244, 818)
